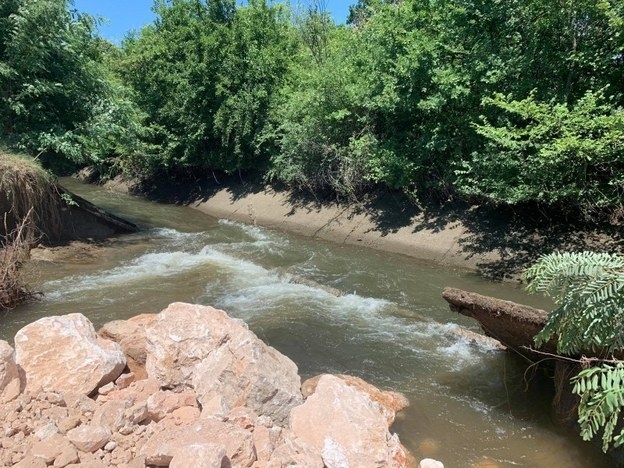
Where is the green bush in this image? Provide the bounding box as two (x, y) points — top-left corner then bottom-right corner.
(457, 92), (624, 215)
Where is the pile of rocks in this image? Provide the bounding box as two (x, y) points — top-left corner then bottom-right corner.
(0, 302), (440, 467)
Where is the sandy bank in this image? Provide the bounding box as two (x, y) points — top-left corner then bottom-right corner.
(100, 175), (622, 279)
(191, 187), (482, 269)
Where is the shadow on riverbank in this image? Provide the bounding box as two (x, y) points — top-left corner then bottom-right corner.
(100, 170), (624, 280)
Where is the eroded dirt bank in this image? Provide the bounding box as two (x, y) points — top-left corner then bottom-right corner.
(99, 174), (623, 280)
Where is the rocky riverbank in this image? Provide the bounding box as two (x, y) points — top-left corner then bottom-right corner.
(0, 302), (440, 468)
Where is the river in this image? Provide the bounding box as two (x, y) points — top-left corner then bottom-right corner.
(2, 178), (609, 467)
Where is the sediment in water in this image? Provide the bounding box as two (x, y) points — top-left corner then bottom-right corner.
(88, 171), (623, 281)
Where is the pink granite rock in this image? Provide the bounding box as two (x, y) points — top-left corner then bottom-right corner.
(290, 374), (409, 468)
(14, 314), (125, 395)
(266, 428), (324, 468)
(98, 314), (156, 380)
(30, 433), (71, 464)
(104, 378), (159, 405)
(13, 455), (47, 467)
(66, 425), (111, 453)
(140, 417), (256, 467)
(302, 374), (409, 425)
(170, 405), (200, 425)
(92, 400), (131, 432)
(146, 389), (197, 422)
(169, 443), (226, 468)
(0, 340), (21, 402)
(145, 302), (302, 425)
(0, 340), (19, 389)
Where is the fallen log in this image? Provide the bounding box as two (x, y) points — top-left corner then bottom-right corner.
(441, 287), (556, 357)
(443, 287), (624, 463)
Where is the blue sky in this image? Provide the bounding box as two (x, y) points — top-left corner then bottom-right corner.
(73, 0), (353, 44)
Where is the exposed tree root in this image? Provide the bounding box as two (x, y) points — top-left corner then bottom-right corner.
(1, 211), (39, 310)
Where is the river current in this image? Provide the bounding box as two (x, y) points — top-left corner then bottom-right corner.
(2, 178), (609, 467)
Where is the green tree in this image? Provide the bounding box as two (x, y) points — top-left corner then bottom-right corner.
(117, 0), (292, 175)
(0, 0), (144, 168)
(456, 91), (624, 214)
(213, 0), (294, 171)
(116, 0), (231, 172)
(0, 0), (100, 154)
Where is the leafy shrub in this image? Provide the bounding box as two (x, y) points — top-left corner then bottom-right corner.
(457, 92), (624, 215)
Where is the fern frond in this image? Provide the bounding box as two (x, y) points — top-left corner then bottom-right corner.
(525, 252), (624, 354)
(573, 364), (624, 452)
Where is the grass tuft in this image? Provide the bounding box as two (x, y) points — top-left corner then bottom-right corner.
(0, 151), (62, 242)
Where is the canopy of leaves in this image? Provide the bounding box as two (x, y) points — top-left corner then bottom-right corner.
(0, 0), (145, 170)
(116, 0), (293, 175)
(457, 92), (624, 212)
(2, 0), (623, 213)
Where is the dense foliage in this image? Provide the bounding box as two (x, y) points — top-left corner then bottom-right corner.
(4, 0), (624, 452)
(525, 252), (624, 452)
(1, 0), (623, 214)
(0, 0), (144, 169)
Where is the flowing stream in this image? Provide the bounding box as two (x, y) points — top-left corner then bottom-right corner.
(2, 178), (609, 467)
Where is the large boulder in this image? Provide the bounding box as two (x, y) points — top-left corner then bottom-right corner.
(15, 314), (126, 395)
(290, 374), (409, 468)
(145, 303), (303, 424)
(302, 374), (409, 425)
(98, 314), (156, 380)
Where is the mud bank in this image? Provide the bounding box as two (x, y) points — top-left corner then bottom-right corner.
(99, 174), (623, 280)
(1, 154), (137, 244)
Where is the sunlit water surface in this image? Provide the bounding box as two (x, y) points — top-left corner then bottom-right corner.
(1, 178), (609, 468)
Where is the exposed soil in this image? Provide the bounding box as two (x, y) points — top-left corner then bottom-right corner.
(29, 240), (115, 264)
(1, 153), (138, 310)
(96, 171), (624, 281)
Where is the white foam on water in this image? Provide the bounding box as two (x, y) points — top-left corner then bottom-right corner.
(217, 219), (284, 244)
(215, 219), (289, 256)
(41, 223), (293, 303)
(42, 224), (494, 376)
(205, 261), (495, 373)
(149, 227), (203, 238)
(44, 249), (214, 299)
(399, 321), (502, 372)
(437, 340), (482, 366)
(209, 269), (392, 325)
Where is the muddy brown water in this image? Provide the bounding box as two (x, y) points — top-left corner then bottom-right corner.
(1, 178), (610, 467)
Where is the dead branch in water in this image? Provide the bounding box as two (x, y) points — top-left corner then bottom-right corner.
(1, 209), (40, 310)
(441, 287), (557, 357)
